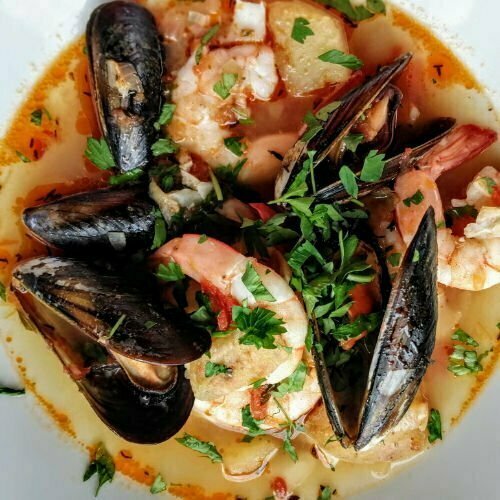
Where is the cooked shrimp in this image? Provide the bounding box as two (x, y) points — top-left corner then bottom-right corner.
(195, 355), (321, 434)
(153, 235), (308, 400)
(394, 125), (500, 290)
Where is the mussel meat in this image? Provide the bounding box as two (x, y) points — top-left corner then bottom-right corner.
(23, 187), (156, 254)
(87, 1), (163, 172)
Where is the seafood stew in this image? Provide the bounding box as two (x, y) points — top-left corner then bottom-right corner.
(0, 0), (499, 498)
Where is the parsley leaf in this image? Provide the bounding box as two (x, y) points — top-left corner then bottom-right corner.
(291, 17), (314, 44)
(176, 434), (223, 463)
(151, 137), (179, 156)
(233, 305), (287, 349)
(198, 234), (208, 244)
(427, 408), (442, 443)
(315, 101), (341, 121)
(241, 404), (265, 439)
(318, 485), (335, 500)
(0, 282), (5, 301)
(224, 137), (246, 157)
(241, 262), (275, 302)
(274, 361), (307, 397)
(412, 249), (420, 263)
(156, 262), (185, 282)
(343, 133), (364, 152)
(319, 0), (385, 23)
(83, 443), (115, 496)
(387, 252), (401, 267)
(251, 377), (267, 388)
(16, 151), (31, 163)
(359, 150), (386, 182)
(107, 314), (126, 339)
(287, 240), (326, 273)
(318, 49), (363, 69)
(403, 190), (424, 207)
(108, 168), (143, 186)
(195, 24), (220, 64)
(85, 138), (115, 170)
(480, 176), (497, 194)
(448, 328), (489, 376)
(339, 165), (358, 198)
(232, 107), (254, 125)
(30, 109), (43, 126)
(451, 328), (479, 347)
(150, 474), (167, 494)
(205, 361), (231, 377)
(302, 111), (322, 142)
(151, 211), (167, 250)
(154, 103), (176, 130)
(213, 73), (238, 100)
(0, 387), (25, 396)
(283, 430), (298, 462)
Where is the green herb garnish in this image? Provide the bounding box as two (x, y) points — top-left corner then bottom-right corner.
(154, 103), (176, 130)
(205, 361), (231, 377)
(448, 328), (489, 376)
(427, 408), (442, 443)
(318, 49), (363, 69)
(16, 151), (31, 163)
(176, 434), (223, 463)
(241, 404), (265, 440)
(224, 137), (246, 157)
(151, 137), (179, 156)
(195, 24), (220, 64)
(403, 189), (424, 207)
(0, 387), (25, 396)
(387, 252), (401, 267)
(83, 443), (115, 497)
(291, 17), (314, 44)
(213, 73), (238, 100)
(107, 314), (126, 339)
(359, 150), (386, 182)
(150, 474), (167, 494)
(339, 165), (358, 198)
(241, 262), (275, 302)
(151, 211), (167, 250)
(343, 133), (364, 152)
(0, 282), (6, 301)
(85, 138), (115, 170)
(108, 168), (143, 186)
(273, 361), (307, 397)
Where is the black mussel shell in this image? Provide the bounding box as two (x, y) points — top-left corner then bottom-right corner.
(81, 363), (193, 443)
(87, 1), (163, 172)
(355, 207), (437, 450)
(275, 53), (412, 199)
(12, 257), (211, 366)
(23, 188), (155, 254)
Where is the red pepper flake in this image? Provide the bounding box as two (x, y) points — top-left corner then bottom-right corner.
(249, 386), (268, 420)
(200, 280), (238, 331)
(271, 477), (288, 499)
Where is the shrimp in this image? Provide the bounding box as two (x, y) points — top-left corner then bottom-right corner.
(394, 125), (500, 291)
(152, 235), (308, 401)
(195, 354), (321, 434)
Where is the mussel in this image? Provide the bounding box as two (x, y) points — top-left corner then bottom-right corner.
(275, 53), (412, 199)
(313, 207), (437, 449)
(23, 187), (156, 254)
(11, 257), (211, 442)
(87, 1), (163, 172)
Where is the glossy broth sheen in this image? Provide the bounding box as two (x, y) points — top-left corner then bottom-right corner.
(0, 2), (499, 499)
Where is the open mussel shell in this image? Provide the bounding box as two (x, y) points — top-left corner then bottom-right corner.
(355, 207), (437, 450)
(87, 1), (163, 172)
(23, 188), (155, 254)
(82, 363), (193, 443)
(11, 257), (211, 366)
(275, 53), (412, 199)
(314, 117), (457, 204)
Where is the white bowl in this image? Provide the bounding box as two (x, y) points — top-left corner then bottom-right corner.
(0, 1), (498, 498)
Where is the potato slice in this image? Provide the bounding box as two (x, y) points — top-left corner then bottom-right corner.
(268, 0), (351, 95)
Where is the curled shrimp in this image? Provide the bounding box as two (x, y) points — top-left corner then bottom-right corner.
(153, 235), (308, 400)
(195, 353), (321, 435)
(394, 125), (500, 291)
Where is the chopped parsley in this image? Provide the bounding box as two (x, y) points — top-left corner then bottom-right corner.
(150, 474), (167, 494)
(273, 361), (307, 397)
(403, 189), (424, 207)
(318, 49), (363, 69)
(359, 150), (386, 182)
(85, 138), (115, 170)
(205, 361), (231, 377)
(412, 249), (420, 263)
(302, 111), (323, 142)
(213, 73), (238, 100)
(233, 305), (287, 349)
(30, 108), (47, 126)
(480, 176), (496, 194)
(176, 433), (223, 463)
(241, 262), (275, 302)
(427, 408), (442, 443)
(251, 377), (267, 388)
(144, 320), (157, 330)
(154, 103), (176, 130)
(232, 107), (254, 125)
(387, 252), (401, 267)
(291, 17), (314, 44)
(272, 396), (302, 462)
(108, 168), (143, 186)
(224, 137), (246, 157)
(107, 314), (126, 339)
(195, 24), (220, 64)
(198, 234), (208, 244)
(315, 101), (341, 121)
(320, 0), (386, 23)
(151, 137), (179, 156)
(0, 387), (25, 396)
(343, 133), (364, 152)
(151, 210), (167, 250)
(0, 282), (5, 301)
(241, 404), (265, 440)
(448, 328), (489, 376)
(339, 165), (358, 198)
(83, 443), (115, 496)
(156, 262), (185, 282)
(318, 485), (335, 499)
(16, 151), (31, 163)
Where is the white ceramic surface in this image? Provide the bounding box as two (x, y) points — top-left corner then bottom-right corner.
(0, 1), (498, 498)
